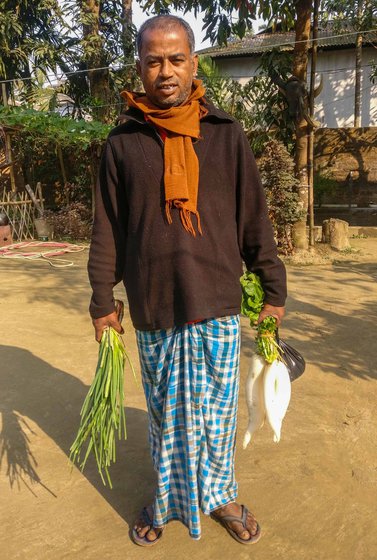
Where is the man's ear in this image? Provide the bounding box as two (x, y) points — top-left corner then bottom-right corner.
(192, 54), (199, 76)
(136, 59), (141, 77)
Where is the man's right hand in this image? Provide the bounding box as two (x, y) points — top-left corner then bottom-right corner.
(92, 311), (124, 343)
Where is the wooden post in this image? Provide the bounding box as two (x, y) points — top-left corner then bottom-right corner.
(36, 182), (44, 212)
(307, 0), (319, 247)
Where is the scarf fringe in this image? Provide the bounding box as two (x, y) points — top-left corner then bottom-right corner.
(165, 201), (173, 225)
(165, 201), (202, 237)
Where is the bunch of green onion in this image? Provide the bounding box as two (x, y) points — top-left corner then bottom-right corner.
(240, 271), (282, 363)
(70, 326), (135, 488)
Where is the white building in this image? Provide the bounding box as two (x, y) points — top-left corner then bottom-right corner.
(199, 25), (377, 128)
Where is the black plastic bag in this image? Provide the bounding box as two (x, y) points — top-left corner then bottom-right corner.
(276, 333), (306, 382)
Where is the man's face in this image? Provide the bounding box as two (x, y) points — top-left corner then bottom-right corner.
(136, 25), (198, 108)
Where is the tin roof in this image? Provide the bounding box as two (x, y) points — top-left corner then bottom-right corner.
(198, 23), (377, 58)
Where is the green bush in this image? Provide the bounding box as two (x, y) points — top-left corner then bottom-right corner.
(258, 140), (304, 254)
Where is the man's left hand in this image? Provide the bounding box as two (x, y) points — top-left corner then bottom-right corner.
(258, 304), (285, 327)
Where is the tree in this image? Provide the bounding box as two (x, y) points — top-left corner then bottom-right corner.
(1, 1), (138, 122)
(121, 0), (134, 63)
(290, 0), (312, 250)
(0, 0), (66, 97)
(79, 0), (112, 121)
(60, 0), (137, 122)
(198, 54), (295, 154)
(0, 1), (69, 193)
(137, 0), (295, 46)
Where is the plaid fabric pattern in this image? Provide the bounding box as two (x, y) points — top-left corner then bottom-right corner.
(136, 315), (240, 540)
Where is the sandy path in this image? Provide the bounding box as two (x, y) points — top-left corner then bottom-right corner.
(0, 238), (376, 560)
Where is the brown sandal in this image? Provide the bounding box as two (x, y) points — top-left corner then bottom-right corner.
(132, 506), (164, 547)
(211, 504), (262, 545)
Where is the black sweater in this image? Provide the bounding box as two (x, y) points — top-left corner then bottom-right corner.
(88, 101), (287, 330)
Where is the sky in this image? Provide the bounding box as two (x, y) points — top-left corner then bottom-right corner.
(132, 2), (213, 50)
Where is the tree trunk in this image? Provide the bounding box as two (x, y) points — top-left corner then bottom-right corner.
(291, 0), (312, 250)
(82, 0), (111, 122)
(307, 0), (320, 247)
(354, 0), (363, 128)
(122, 0), (134, 63)
(120, 0), (137, 92)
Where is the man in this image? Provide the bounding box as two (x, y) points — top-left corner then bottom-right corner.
(88, 14), (286, 546)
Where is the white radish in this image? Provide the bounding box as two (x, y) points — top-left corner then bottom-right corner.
(263, 359), (291, 443)
(243, 353), (266, 449)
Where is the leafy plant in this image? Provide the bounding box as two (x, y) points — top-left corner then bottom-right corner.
(198, 55), (257, 135)
(257, 139), (304, 254)
(0, 106), (111, 150)
(240, 271), (281, 363)
(198, 54), (295, 155)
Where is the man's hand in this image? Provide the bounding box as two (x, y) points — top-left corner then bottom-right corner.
(258, 304), (285, 327)
(92, 311), (124, 343)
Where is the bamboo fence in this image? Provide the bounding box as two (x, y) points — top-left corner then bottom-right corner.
(0, 183), (44, 240)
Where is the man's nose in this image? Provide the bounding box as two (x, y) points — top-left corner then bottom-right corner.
(159, 59), (173, 78)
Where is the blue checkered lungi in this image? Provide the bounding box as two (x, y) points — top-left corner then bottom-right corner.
(136, 315), (240, 540)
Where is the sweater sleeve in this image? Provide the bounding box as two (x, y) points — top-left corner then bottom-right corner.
(235, 125), (287, 307)
(88, 138), (128, 319)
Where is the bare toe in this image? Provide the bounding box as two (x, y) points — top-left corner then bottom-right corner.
(133, 506), (163, 544)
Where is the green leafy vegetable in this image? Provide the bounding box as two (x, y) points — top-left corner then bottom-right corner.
(69, 327), (136, 488)
(240, 271), (264, 324)
(256, 316), (280, 364)
(240, 271), (281, 363)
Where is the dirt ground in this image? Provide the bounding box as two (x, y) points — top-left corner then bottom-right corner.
(1, 238), (376, 560)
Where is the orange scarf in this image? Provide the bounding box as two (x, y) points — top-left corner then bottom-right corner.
(121, 80), (208, 236)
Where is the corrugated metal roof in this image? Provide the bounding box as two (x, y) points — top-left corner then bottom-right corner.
(198, 24), (377, 58)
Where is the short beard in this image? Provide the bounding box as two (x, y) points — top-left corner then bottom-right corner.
(154, 86), (192, 108)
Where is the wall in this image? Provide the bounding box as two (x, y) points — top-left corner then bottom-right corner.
(313, 48), (377, 128)
(314, 127), (377, 205)
(212, 46), (377, 128)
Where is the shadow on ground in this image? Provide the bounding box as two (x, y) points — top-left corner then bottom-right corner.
(0, 344), (153, 528)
